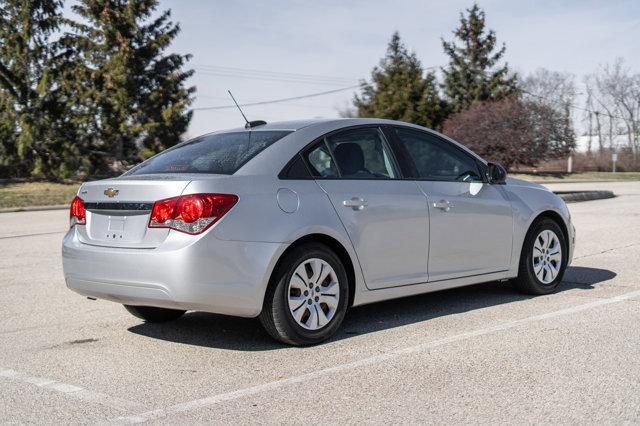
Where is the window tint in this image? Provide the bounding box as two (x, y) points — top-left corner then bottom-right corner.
(325, 128), (398, 179)
(282, 155), (312, 179)
(306, 142), (338, 178)
(125, 131), (292, 176)
(394, 128), (483, 182)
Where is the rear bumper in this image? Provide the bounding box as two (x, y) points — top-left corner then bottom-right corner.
(62, 229), (286, 317)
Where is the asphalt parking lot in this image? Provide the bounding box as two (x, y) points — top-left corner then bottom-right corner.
(1, 181), (639, 424)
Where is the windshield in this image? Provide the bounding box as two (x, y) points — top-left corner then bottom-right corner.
(124, 130), (292, 176)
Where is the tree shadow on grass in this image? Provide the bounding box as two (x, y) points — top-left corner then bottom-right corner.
(127, 266), (616, 351)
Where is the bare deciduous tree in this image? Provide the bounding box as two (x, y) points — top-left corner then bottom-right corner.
(522, 69), (577, 155)
(583, 59), (640, 155)
(442, 98), (575, 170)
(522, 68), (577, 114)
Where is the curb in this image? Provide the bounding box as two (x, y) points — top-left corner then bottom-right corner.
(533, 180), (622, 184)
(554, 190), (615, 203)
(0, 205), (68, 213)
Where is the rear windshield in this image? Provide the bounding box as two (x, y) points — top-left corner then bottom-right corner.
(124, 130), (292, 176)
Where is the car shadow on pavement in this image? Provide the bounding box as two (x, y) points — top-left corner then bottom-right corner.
(127, 266), (616, 351)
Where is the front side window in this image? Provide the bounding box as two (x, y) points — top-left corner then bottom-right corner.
(325, 128), (398, 179)
(394, 128), (483, 182)
(125, 131), (292, 176)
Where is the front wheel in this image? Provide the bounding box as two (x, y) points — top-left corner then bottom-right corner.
(259, 243), (349, 346)
(513, 218), (568, 295)
(124, 305), (186, 323)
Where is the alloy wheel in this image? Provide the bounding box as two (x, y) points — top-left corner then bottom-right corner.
(287, 258), (340, 330)
(532, 229), (562, 284)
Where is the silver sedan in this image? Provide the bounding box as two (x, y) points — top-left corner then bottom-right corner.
(62, 118), (575, 345)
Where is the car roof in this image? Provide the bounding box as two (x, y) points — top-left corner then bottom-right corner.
(215, 119), (327, 133)
(216, 118), (426, 133)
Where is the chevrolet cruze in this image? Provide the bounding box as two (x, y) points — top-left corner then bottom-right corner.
(62, 118), (575, 345)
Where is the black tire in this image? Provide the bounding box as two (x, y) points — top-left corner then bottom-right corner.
(123, 305), (186, 323)
(259, 242), (349, 346)
(513, 218), (568, 295)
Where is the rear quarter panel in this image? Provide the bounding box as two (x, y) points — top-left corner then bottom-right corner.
(183, 176), (366, 307)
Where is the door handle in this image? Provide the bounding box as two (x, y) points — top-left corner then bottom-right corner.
(343, 197), (368, 211)
(433, 199), (453, 212)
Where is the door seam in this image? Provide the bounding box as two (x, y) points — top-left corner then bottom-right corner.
(313, 180), (371, 291)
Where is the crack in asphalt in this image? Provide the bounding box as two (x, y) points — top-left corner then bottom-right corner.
(573, 242), (640, 260)
(0, 231), (65, 240)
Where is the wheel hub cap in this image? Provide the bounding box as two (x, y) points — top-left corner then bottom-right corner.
(287, 258), (340, 331)
(532, 229), (562, 284)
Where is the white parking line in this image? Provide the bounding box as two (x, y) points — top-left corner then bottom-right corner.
(111, 288), (640, 424)
(0, 368), (146, 412)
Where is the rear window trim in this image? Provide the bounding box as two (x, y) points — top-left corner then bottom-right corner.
(84, 202), (153, 211)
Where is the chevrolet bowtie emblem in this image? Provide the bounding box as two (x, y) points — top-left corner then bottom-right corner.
(104, 188), (119, 198)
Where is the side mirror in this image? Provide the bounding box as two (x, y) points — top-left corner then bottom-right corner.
(487, 162), (507, 184)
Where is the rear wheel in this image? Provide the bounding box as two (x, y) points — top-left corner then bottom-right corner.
(259, 243), (349, 346)
(513, 218), (568, 295)
(124, 305), (186, 323)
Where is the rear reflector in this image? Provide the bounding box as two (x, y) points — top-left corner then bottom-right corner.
(148, 193), (238, 234)
(70, 196), (86, 227)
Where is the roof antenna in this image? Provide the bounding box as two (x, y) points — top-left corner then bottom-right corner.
(227, 90), (266, 130)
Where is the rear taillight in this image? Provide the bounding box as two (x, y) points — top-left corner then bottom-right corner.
(70, 196), (86, 227)
(148, 193), (238, 235)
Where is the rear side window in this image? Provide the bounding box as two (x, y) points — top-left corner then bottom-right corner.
(306, 142), (339, 178)
(281, 155), (312, 179)
(125, 131), (292, 176)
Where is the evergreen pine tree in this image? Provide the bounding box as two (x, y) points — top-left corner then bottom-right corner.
(65, 0), (194, 174)
(354, 32), (446, 129)
(0, 92), (17, 177)
(441, 3), (519, 113)
(0, 0), (74, 178)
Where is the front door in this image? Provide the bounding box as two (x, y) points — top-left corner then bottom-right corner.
(304, 127), (430, 289)
(391, 126), (513, 281)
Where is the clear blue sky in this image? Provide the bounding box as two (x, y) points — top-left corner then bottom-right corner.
(135, 1), (640, 136)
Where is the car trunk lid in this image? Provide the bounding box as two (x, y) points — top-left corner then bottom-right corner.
(76, 177), (192, 248)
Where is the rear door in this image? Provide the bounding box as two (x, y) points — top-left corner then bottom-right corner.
(391, 127), (513, 281)
(306, 126), (429, 289)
